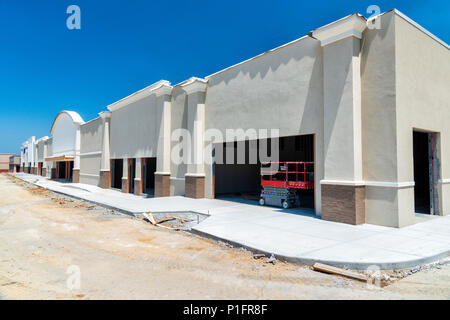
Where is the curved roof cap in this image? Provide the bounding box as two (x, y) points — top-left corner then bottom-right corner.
(50, 110), (85, 135)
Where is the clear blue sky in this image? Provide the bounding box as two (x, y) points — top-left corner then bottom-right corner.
(0, 0), (448, 154)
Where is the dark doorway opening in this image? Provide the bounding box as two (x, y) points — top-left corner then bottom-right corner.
(111, 159), (123, 189)
(38, 162), (43, 176)
(128, 158), (136, 194)
(68, 161), (73, 181)
(214, 134), (315, 209)
(413, 131), (440, 215)
(413, 131), (431, 214)
(142, 158), (156, 195)
(56, 161), (73, 181)
(57, 161), (66, 179)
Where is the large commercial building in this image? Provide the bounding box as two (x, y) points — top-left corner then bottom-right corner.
(18, 10), (449, 227)
(0, 153), (16, 173)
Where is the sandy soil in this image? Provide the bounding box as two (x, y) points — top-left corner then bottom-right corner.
(0, 173), (449, 300)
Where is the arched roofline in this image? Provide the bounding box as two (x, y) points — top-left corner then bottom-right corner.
(50, 111), (84, 135)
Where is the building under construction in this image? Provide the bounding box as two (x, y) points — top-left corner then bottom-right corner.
(19, 10), (449, 227)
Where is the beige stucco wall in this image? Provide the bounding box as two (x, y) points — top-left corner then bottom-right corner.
(394, 13), (450, 217)
(80, 117), (103, 186)
(361, 11), (449, 226)
(110, 95), (161, 159)
(204, 36), (324, 211)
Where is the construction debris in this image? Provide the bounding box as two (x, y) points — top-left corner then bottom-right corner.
(253, 253), (266, 259)
(143, 211), (157, 225)
(267, 254), (277, 264)
(142, 211), (185, 231)
(312, 263), (368, 282)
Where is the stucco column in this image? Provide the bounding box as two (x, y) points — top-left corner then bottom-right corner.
(313, 14), (367, 225)
(72, 126), (81, 183)
(20, 146), (24, 172)
(153, 83), (173, 197)
(99, 111), (112, 189)
(34, 142), (38, 174)
(181, 77), (207, 198)
(121, 158), (128, 193)
(134, 158), (142, 195)
(42, 137), (49, 177)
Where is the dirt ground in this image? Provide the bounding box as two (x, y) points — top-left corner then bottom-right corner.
(0, 173), (449, 300)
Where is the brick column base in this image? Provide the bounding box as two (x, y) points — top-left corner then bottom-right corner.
(185, 175), (205, 199)
(73, 169), (80, 183)
(121, 177), (128, 193)
(134, 178), (142, 195)
(321, 184), (365, 225)
(100, 170), (110, 189)
(155, 173), (170, 197)
(42, 168), (46, 177)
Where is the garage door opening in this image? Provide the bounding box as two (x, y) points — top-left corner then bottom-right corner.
(111, 159), (123, 190)
(142, 157), (156, 196)
(413, 131), (440, 214)
(214, 134), (314, 209)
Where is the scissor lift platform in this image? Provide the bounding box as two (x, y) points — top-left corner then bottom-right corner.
(260, 162), (314, 209)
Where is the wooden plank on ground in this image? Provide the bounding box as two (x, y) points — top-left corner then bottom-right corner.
(142, 211), (157, 225)
(155, 215), (175, 224)
(312, 263), (368, 282)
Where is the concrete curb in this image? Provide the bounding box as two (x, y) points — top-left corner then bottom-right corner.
(189, 228), (450, 270)
(11, 173), (450, 271)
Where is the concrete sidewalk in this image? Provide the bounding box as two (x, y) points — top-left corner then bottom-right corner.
(11, 173), (450, 270)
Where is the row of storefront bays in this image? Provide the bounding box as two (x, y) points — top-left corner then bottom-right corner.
(18, 11), (450, 228)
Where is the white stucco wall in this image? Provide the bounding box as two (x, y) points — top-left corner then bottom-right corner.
(52, 113), (78, 157)
(80, 117), (103, 186)
(37, 139), (45, 162)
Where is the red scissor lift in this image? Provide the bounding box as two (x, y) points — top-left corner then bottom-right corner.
(260, 161), (314, 209)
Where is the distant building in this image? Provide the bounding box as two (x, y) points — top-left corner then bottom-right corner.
(0, 153), (15, 173)
(9, 155), (20, 173)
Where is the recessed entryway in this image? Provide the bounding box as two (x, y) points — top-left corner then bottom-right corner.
(142, 157), (156, 196)
(110, 159), (123, 190)
(413, 130), (440, 214)
(128, 158), (136, 194)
